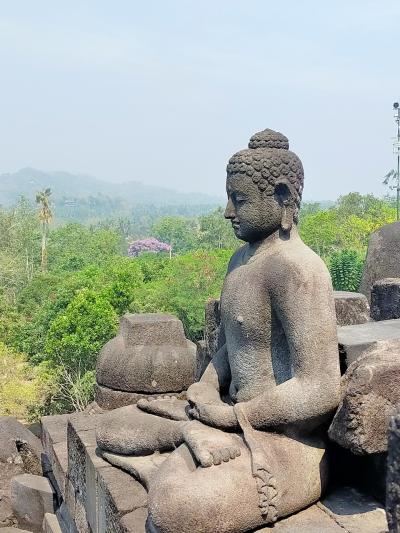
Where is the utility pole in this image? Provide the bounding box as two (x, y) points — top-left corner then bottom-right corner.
(383, 102), (400, 220)
(394, 102), (400, 220)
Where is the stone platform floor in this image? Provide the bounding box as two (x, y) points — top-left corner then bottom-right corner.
(41, 411), (389, 533)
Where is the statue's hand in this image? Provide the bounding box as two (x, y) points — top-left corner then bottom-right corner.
(188, 401), (237, 430)
(183, 420), (241, 467)
(137, 396), (190, 421)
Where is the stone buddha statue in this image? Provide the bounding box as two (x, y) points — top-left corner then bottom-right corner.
(97, 129), (341, 533)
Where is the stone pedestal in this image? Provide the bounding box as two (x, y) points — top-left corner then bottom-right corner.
(96, 314), (196, 410)
(371, 278), (400, 321)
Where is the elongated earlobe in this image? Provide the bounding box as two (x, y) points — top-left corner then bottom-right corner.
(281, 204), (294, 233)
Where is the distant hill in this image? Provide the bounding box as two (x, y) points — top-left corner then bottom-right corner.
(0, 168), (224, 207)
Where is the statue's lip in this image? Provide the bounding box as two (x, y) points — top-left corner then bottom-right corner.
(231, 221), (240, 228)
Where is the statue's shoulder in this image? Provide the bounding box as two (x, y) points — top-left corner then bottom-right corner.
(272, 237), (331, 283)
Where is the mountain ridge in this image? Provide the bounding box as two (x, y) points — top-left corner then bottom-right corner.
(0, 167), (224, 206)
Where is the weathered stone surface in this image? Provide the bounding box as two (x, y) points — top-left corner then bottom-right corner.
(0, 526), (31, 533)
(371, 278), (400, 321)
(334, 291), (370, 326)
(10, 473), (55, 532)
(360, 221), (400, 301)
(43, 513), (63, 533)
(119, 508), (148, 533)
(95, 384), (183, 411)
(329, 341), (400, 455)
(96, 314), (196, 404)
(0, 463), (24, 528)
(0, 416), (43, 473)
(258, 504), (344, 531)
(97, 465), (148, 533)
(387, 410), (400, 532)
(318, 486), (387, 533)
(338, 318), (400, 366)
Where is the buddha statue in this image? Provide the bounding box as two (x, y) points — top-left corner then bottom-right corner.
(96, 129), (341, 533)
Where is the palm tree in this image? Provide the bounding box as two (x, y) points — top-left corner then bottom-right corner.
(36, 188), (53, 271)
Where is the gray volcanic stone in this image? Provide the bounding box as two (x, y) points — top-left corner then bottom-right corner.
(371, 278), (400, 321)
(338, 318), (400, 366)
(334, 291), (370, 326)
(95, 384), (182, 411)
(387, 410), (400, 532)
(0, 416), (43, 473)
(96, 313), (196, 397)
(329, 341), (400, 454)
(360, 221), (400, 301)
(10, 474), (55, 532)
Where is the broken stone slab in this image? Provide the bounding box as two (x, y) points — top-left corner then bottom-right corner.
(360, 220), (400, 301)
(0, 528), (32, 532)
(329, 341), (400, 455)
(0, 416), (43, 474)
(334, 291), (370, 326)
(10, 473), (56, 533)
(43, 513), (62, 533)
(337, 318), (400, 366)
(371, 278), (400, 321)
(97, 313), (196, 394)
(387, 410), (400, 532)
(318, 486), (387, 533)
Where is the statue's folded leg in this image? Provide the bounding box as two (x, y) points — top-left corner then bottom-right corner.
(96, 404), (185, 456)
(147, 431), (329, 533)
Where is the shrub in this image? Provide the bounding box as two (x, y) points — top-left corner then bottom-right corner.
(329, 249), (364, 292)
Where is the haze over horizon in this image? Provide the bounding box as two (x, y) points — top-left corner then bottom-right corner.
(0, 1), (398, 201)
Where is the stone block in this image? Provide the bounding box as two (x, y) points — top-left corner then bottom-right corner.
(97, 466), (147, 533)
(337, 318), (400, 366)
(0, 462), (24, 528)
(371, 278), (400, 321)
(329, 341), (400, 455)
(0, 528), (32, 532)
(10, 473), (55, 532)
(43, 513), (62, 533)
(387, 411), (400, 532)
(360, 220), (400, 301)
(318, 486), (387, 533)
(96, 313), (196, 399)
(329, 342), (400, 455)
(334, 291), (370, 326)
(0, 416), (43, 474)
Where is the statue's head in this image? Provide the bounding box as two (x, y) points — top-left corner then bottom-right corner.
(225, 129), (304, 243)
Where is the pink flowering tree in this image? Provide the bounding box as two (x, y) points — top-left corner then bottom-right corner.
(128, 237), (172, 258)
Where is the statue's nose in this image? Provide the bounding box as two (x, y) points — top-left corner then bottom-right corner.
(224, 198), (235, 219)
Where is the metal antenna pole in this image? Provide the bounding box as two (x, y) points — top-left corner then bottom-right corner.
(394, 103), (400, 220)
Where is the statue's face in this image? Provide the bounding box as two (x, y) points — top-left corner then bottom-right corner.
(225, 173), (283, 242)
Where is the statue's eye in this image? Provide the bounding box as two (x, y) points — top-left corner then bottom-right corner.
(235, 197), (247, 204)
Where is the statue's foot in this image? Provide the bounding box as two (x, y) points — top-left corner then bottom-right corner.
(137, 397), (190, 421)
(101, 450), (169, 489)
(96, 404), (185, 455)
(183, 420), (241, 467)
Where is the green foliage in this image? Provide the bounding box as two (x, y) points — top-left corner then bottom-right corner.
(329, 250), (364, 292)
(151, 216), (198, 254)
(44, 289), (118, 372)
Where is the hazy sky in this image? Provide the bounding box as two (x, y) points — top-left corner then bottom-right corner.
(0, 1), (399, 200)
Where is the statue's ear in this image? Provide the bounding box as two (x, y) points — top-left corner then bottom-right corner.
(274, 178), (296, 232)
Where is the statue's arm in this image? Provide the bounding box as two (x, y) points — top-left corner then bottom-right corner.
(187, 343), (231, 404)
(241, 265), (341, 430)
